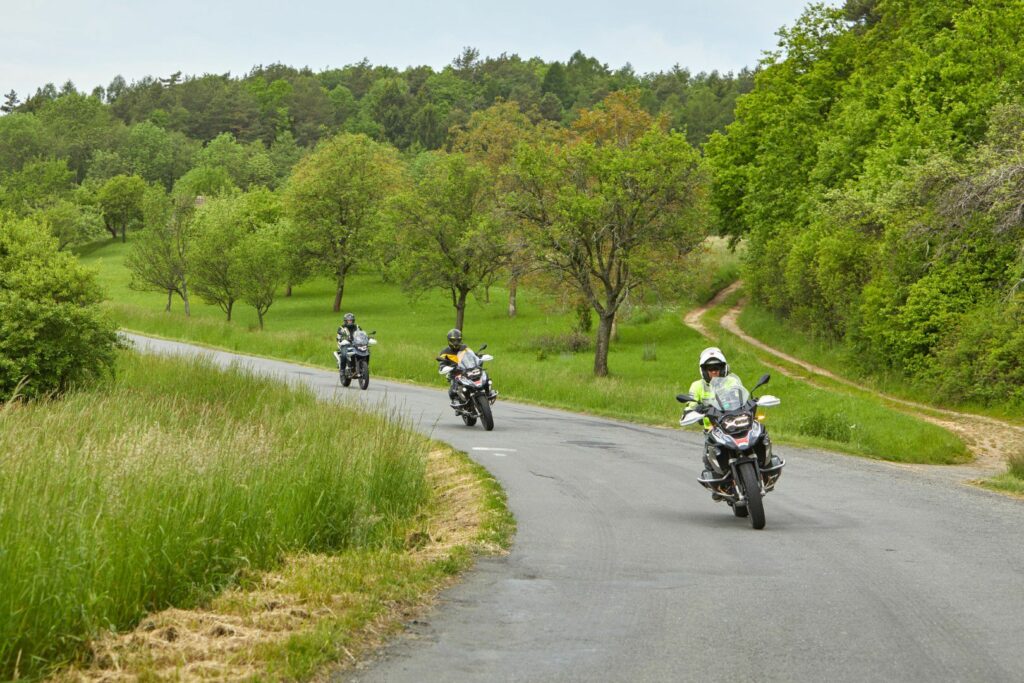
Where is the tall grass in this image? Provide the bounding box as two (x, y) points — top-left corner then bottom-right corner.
(0, 352), (430, 680)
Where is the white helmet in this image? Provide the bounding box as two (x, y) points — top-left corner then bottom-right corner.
(698, 347), (729, 383)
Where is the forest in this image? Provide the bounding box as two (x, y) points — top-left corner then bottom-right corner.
(706, 0), (1024, 407)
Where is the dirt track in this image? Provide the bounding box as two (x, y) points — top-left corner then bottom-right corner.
(685, 283), (1024, 475)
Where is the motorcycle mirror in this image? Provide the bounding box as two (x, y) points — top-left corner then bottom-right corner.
(752, 373), (771, 391)
(480, 354), (493, 362)
(440, 366), (453, 375)
(479, 343), (488, 351)
(676, 393), (695, 403)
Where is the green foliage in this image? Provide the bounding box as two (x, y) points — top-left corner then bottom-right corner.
(97, 174), (148, 241)
(283, 132), (403, 310)
(0, 216), (120, 400)
(509, 91), (708, 375)
(0, 158), (75, 215)
(389, 152), (508, 329)
(706, 0), (1024, 409)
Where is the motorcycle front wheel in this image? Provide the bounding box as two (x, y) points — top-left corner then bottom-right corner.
(475, 394), (494, 431)
(737, 461), (765, 529)
(358, 359), (369, 390)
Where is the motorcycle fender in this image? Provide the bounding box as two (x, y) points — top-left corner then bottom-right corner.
(728, 456), (759, 502)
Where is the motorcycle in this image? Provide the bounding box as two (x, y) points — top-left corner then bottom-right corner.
(334, 329), (376, 390)
(441, 344), (497, 431)
(677, 373), (785, 530)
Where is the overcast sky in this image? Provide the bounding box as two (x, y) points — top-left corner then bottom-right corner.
(2, 0), (828, 99)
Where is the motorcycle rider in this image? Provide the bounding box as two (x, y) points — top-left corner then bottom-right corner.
(437, 328), (497, 407)
(336, 313), (362, 374)
(683, 347), (732, 479)
(438, 328), (469, 407)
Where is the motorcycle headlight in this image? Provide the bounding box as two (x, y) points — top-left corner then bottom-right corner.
(721, 414), (752, 434)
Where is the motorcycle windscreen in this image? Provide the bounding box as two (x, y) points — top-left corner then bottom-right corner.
(710, 375), (750, 411)
(457, 349), (481, 370)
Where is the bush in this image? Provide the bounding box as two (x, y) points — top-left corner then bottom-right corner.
(0, 216), (120, 400)
(526, 331), (591, 360)
(796, 411), (852, 443)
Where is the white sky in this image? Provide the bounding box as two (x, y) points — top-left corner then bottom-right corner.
(1, 0), (829, 98)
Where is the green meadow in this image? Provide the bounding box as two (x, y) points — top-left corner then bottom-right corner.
(80, 238), (967, 465)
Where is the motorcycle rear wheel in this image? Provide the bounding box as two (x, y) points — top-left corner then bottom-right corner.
(737, 461), (765, 529)
(461, 413), (478, 426)
(732, 503), (749, 518)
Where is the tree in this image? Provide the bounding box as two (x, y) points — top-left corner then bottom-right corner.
(1, 90), (20, 113)
(189, 196), (245, 320)
(450, 101), (563, 317)
(509, 91), (707, 376)
(0, 159), (75, 215)
(0, 215), (120, 400)
(283, 133), (403, 311)
(390, 152), (509, 330)
(231, 227), (285, 329)
(0, 113), (48, 174)
(97, 174), (148, 241)
(125, 193), (193, 315)
(189, 188), (282, 319)
(35, 199), (105, 250)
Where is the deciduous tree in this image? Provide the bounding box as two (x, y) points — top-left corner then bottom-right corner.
(283, 132), (402, 311)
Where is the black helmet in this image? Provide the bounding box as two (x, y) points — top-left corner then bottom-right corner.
(447, 328), (462, 347)
(343, 313), (355, 325)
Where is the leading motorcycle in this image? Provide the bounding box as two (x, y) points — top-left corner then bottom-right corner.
(441, 344), (497, 431)
(334, 329), (376, 390)
(677, 373), (785, 530)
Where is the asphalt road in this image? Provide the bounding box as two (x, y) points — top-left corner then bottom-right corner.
(127, 335), (1024, 683)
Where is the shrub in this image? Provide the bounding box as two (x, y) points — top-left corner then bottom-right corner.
(0, 216), (120, 400)
(796, 411), (852, 443)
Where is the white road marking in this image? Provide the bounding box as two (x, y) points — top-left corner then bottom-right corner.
(472, 447), (517, 455)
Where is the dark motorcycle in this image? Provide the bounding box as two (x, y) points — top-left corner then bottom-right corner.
(677, 373), (785, 530)
(441, 344), (497, 431)
(334, 329), (376, 390)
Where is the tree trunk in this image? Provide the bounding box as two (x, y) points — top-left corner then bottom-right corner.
(226, 300), (233, 322)
(182, 282), (191, 317)
(165, 290), (173, 312)
(593, 312), (615, 377)
(333, 264), (348, 313)
(285, 283), (292, 297)
(257, 310), (264, 330)
(611, 317), (619, 342)
(455, 289), (468, 331)
(120, 222), (127, 243)
(508, 277), (518, 318)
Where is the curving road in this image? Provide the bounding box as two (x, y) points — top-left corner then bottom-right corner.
(128, 334), (1024, 683)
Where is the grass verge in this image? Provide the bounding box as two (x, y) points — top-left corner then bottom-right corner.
(52, 446), (513, 681)
(0, 351), (510, 681)
(980, 453), (1024, 497)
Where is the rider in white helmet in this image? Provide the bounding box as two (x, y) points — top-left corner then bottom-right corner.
(684, 347), (732, 478)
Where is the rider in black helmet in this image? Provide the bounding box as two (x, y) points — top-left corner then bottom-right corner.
(438, 329), (467, 406)
(336, 313), (362, 373)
